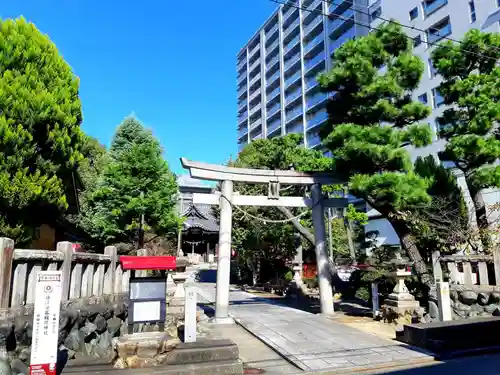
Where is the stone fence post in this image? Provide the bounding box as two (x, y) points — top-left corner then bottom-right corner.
(104, 246), (117, 294)
(136, 248), (148, 278)
(0, 238), (14, 308)
(436, 281), (452, 321)
(57, 241), (74, 300)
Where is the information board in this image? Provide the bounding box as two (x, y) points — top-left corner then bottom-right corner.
(30, 271), (62, 375)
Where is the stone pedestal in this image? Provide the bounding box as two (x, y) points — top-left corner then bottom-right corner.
(173, 273), (187, 299)
(113, 332), (180, 369)
(384, 269), (420, 315)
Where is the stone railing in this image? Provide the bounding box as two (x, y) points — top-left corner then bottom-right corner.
(0, 238), (129, 310)
(432, 249), (500, 290)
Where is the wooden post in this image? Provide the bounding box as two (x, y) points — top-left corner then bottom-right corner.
(103, 246), (117, 295)
(493, 248), (500, 286)
(0, 238), (14, 308)
(57, 241), (74, 300)
(463, 262), (473, 287)
(447, 262), (459, 284)
(478, 261), (489, 285)
(432, 251), (442, 282)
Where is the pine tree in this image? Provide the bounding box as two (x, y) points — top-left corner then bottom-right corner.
(318, 23), (434, 286)
(431, 29), (500, 251)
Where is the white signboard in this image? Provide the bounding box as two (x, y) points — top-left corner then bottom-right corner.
(30, 271), (62, 375)
(184, 285), (197, 343)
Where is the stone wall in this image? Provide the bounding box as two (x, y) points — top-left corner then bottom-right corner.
(427, 287), (500, 322)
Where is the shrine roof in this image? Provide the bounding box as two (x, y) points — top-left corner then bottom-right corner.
(182, 203), (219, 233)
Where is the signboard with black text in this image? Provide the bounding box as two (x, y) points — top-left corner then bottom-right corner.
(30, 271), (62, 375)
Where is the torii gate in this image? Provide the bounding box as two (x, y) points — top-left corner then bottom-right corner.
(180, 158), (347, 322)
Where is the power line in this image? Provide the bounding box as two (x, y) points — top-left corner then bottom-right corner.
(321, 0), (500, 54)
(269, 0), (500, 62)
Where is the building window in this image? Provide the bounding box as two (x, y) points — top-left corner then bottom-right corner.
(469, 1), (476, 23)
(409, 7), (419, 20)
(370, 7), (382, 22)
(428, 58), (438, 77)
(413, 35), (422, 47)
(423, 0), (449, 18)
(418, 93), (428, 104)
(426, 17), (452, 45)
(432, 87), (445, 108)
(498, 0), (500, 8)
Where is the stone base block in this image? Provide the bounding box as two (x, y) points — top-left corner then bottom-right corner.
(384, 299), (420, 315)
(113, 335), (240, 370)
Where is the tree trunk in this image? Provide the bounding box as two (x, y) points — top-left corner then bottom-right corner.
(465, 179), (491, 251)
(276, 206), (315, 246)
(388, 218), (434, 289)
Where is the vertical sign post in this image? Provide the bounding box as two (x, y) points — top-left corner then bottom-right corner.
(371, 282), (380, 319)
(30, 271), (62, 375)
(184, 284), (197, 343)
(436, 281), (452, 322)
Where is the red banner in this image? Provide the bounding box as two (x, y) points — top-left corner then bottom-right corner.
(30, 363), (56, 375)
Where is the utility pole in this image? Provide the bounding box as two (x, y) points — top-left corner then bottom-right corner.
(138, 191), (145, 249)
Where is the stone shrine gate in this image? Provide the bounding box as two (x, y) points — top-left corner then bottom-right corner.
(180, 158), (347, 320)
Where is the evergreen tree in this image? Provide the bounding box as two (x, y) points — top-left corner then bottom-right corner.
(318, 23), (434, 285)
(0, 17), (84, 244)
(431, 29), (500, 251)
(81, 116), (180, 250)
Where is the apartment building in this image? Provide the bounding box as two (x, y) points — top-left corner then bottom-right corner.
(236, 0), (500, 248)
(366, 0), (500, 247)
(236, 0), (370, 152)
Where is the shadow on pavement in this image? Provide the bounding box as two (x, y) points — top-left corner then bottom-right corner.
(380, 353), (500, 374)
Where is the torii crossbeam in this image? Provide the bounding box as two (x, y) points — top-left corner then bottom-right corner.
(180, 158), (347, 321)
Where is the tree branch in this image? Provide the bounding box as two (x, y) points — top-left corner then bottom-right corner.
(276, 206), (316, 246)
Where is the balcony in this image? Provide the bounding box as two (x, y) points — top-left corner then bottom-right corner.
(283, 18), (300, 39)
(249, 87), (261, 102)
(238, 125), (248, 138)
(267, 102), (281, 117)
(238, 110), (248, 123)
(267, 86), (280, 101)
(329, 8), (354, 35)
(252, 132), (263, 140)
(304, 34), (324, 55)
(267, 24), (279, 38)
(286, 106), (303, 123)
(307, 133), (321, 148)
(307, 92), (327, 109)
(423, 0), (448, 17)
(307, 110), (328, 130)
(249, 102), (261, 116)
(305, 76), (319, 91)
(304, 52), (325, 72)
(267, 55), (279, 69)
(286, 88), (302, 104)
(283, 3), (298, 21)
(267, 39), (279, 55)
(249, 43), (260, 58)
(237, 59), (246, 72)
(237, 85), (247, 98)
(238, 101), (247, 111)
(330, 26), (355, 55)
(249, 58), (260, 73)
(287, 120), (303, 134)
(284, 34), (300, 54)
(426, 19), (452, 44)
(304, 15), (323, 36)
(250, 117), (262, 131)
(249, 73), (261, 87)
(266, 70), (280, 85)
(285, 53), (301, 71)
(237, 72), (247, 85)
(267, 119), (281, 134)
(285, 70), (302, 87)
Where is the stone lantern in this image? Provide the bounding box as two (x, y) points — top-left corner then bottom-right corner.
(383, 253), (420, 315)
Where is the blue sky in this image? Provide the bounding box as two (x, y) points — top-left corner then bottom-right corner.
(1, 0), (276, 175)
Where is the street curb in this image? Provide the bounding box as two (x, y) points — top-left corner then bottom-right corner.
(305, 357), (438, 374)
(434, 346), (500, 360)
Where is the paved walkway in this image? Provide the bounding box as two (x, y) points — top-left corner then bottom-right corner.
(196, 283), (434, 373)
